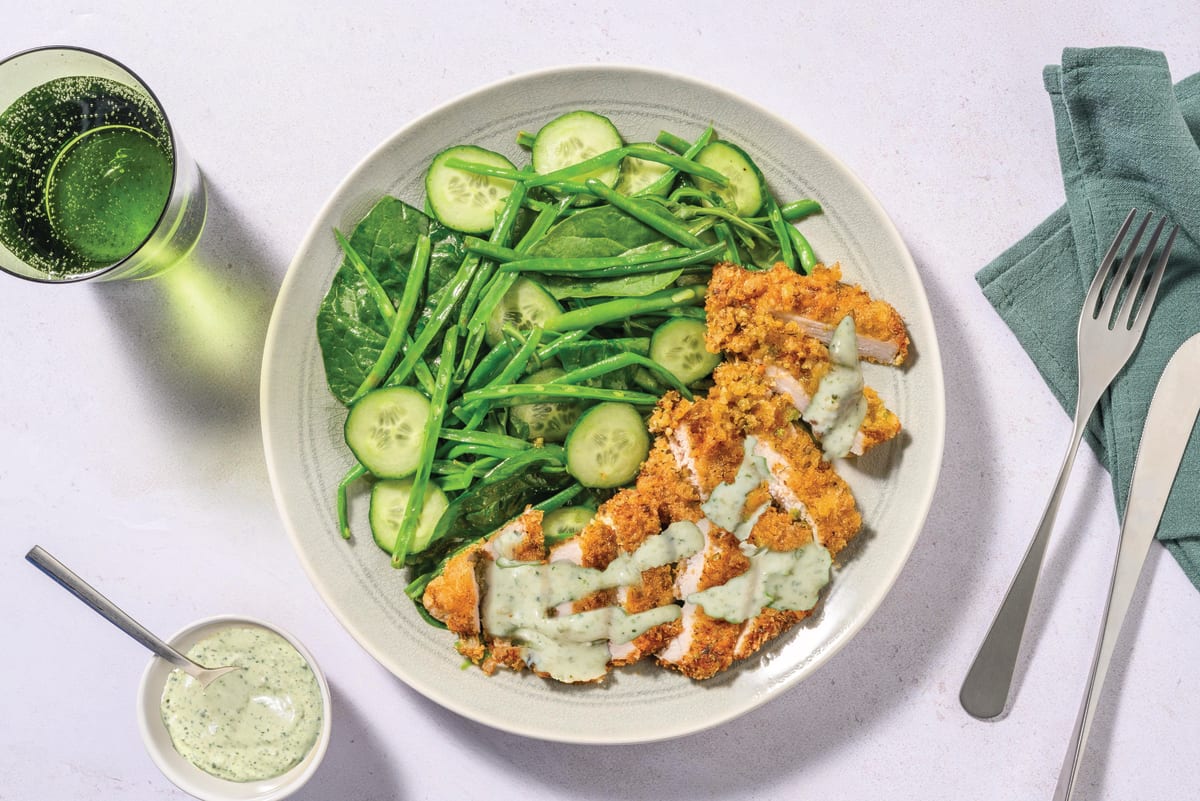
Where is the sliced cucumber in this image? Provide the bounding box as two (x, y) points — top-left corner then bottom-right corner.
(565, 402), (649, 488)
(425, 145), (517, 234)
(650, 318), (721, 385)
(614, 142), (673, 196)
(543, 505), (597, 542)
(369, 478), (449, 554)
(484, 276), (563, 346)
(344, 387), (431, 478)
(694, 140), (765, 216)
(509, 367), (584, 443)
(532, 110), (623, 192)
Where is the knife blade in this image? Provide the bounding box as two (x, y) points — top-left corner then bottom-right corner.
(1053, 330), (1200, 801)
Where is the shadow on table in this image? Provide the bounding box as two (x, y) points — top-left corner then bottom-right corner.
(92, 182), (280, 444)
(405, 258), (1004, 799)
(294, 679), (407, 801)
(1054, 544), (1161, 801)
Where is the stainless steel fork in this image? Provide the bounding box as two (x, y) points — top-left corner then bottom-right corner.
(961, 209), (1178, 719)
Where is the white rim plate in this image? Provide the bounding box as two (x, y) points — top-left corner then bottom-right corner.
(261, 65), (945, 744)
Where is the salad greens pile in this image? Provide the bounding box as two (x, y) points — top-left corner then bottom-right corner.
(315, 110), (822, 624)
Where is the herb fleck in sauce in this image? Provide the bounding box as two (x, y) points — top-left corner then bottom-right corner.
(159, 626), (323, 782)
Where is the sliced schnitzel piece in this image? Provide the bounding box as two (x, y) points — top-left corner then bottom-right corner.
(423, 509), (546, 676)
(657, 519), (749, 680)
(705, 262), (904, 456)
(707, 262), (909, 366)
(650, 375), (862, 558)
(601, 489), (681, 666)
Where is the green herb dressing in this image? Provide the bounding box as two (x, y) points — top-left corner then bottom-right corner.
(483, 521), (704, 682)
(690, 543), (832, 623)
(159, 627), (323, 782)
(701, 436), (771, 533)
(803, 315), (868, 459)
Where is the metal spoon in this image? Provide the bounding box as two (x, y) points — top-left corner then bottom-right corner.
(26, 546), (240, 688)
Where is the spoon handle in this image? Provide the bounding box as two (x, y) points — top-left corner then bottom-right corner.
(26, 546), (194, 672)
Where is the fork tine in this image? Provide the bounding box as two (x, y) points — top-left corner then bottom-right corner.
(1116, 216), (1167, 330)
(1084, 208), (1137, 315)
(1127, 224), (1179, 335)
(1096, 211), (1152, 324)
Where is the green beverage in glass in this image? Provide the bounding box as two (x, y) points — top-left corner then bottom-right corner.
(0, 47), (206, 282)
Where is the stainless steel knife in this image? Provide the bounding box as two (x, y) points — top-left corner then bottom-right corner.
(1053, 330), (1200, 801)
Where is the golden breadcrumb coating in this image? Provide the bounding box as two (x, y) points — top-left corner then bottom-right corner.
(707, 262), (909, 365)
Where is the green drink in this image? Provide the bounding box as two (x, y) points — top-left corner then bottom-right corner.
(0, 76), (173, 277)
(0, 48), (205, 283)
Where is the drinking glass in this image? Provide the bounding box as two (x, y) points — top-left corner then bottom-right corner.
(0, 46), (206, 282)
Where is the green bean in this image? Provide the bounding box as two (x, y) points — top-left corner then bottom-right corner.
(457, 383), (661, 411)
(519, 243), (725, 278)
(764, 195), (796, 272)
(444, 443), (528, 461)
(383, 255), (479, 388)
(516, 130), (537, 149)
(443, 157), (592, 195)
(787, 225), (818, 273)
(516, 196), (574, 251)
(461, 327), (544, 429)
(532, 483), (585, 514)
(582, 179), (708, 249)
(638, 126), (715, 197)
(464, 238), (520, 263)
(497, 246), (698, 274)
(780, 199), (823, 221)
(713, 220), (740, 262)
(521, 144), (728, 190)
(349, 234), (430, 403)
(655, 130), (694, 154)
(553, 336), (649, 360)
(392, 333), (457, 567)
(336, 463), (367, 540)
(545, 284), (706, 333)
(408, 340), (436, 395)
(334, 228), (394, 326)
(550, 352), (693, 400)
(433, 457), (501, 492)
(438, 429), (530, 451)
(463, 328), (585, 393)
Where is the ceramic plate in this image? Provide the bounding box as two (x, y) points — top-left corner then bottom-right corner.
(261, 65), (945, 743)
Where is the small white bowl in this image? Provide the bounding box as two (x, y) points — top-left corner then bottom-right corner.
(136, 615), (332, 801)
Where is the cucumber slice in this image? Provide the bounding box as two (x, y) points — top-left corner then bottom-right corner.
(543, 505), (597, 542)
(532, 111), (623, 192)
(509, 367), (584, 443)
(369, 478), (449, 554)
(565, 402), (649, 488)
(693, 140), (765, 216)
(344, 387), (432, 478)
(650, 318), (721, 385)
(425, 145), (517, 234)
(484, 276), (563, 346)
(614, 142), (673, 196)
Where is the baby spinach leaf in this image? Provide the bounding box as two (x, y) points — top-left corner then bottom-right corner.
(527, 205), (666, 259)
(539, 268), (683, 300)
(427, 220), (466, 297)
(316, 196), (431, 404)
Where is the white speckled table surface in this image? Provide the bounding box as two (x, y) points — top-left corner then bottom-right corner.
(2, 4), (1197, 800)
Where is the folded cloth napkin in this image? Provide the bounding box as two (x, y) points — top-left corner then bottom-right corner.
(976, 47), (1200, 591)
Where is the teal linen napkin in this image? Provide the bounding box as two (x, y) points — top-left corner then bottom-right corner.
(976, 48), (1200, 591)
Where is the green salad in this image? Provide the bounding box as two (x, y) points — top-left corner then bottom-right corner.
(315, 109), (823, 626)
